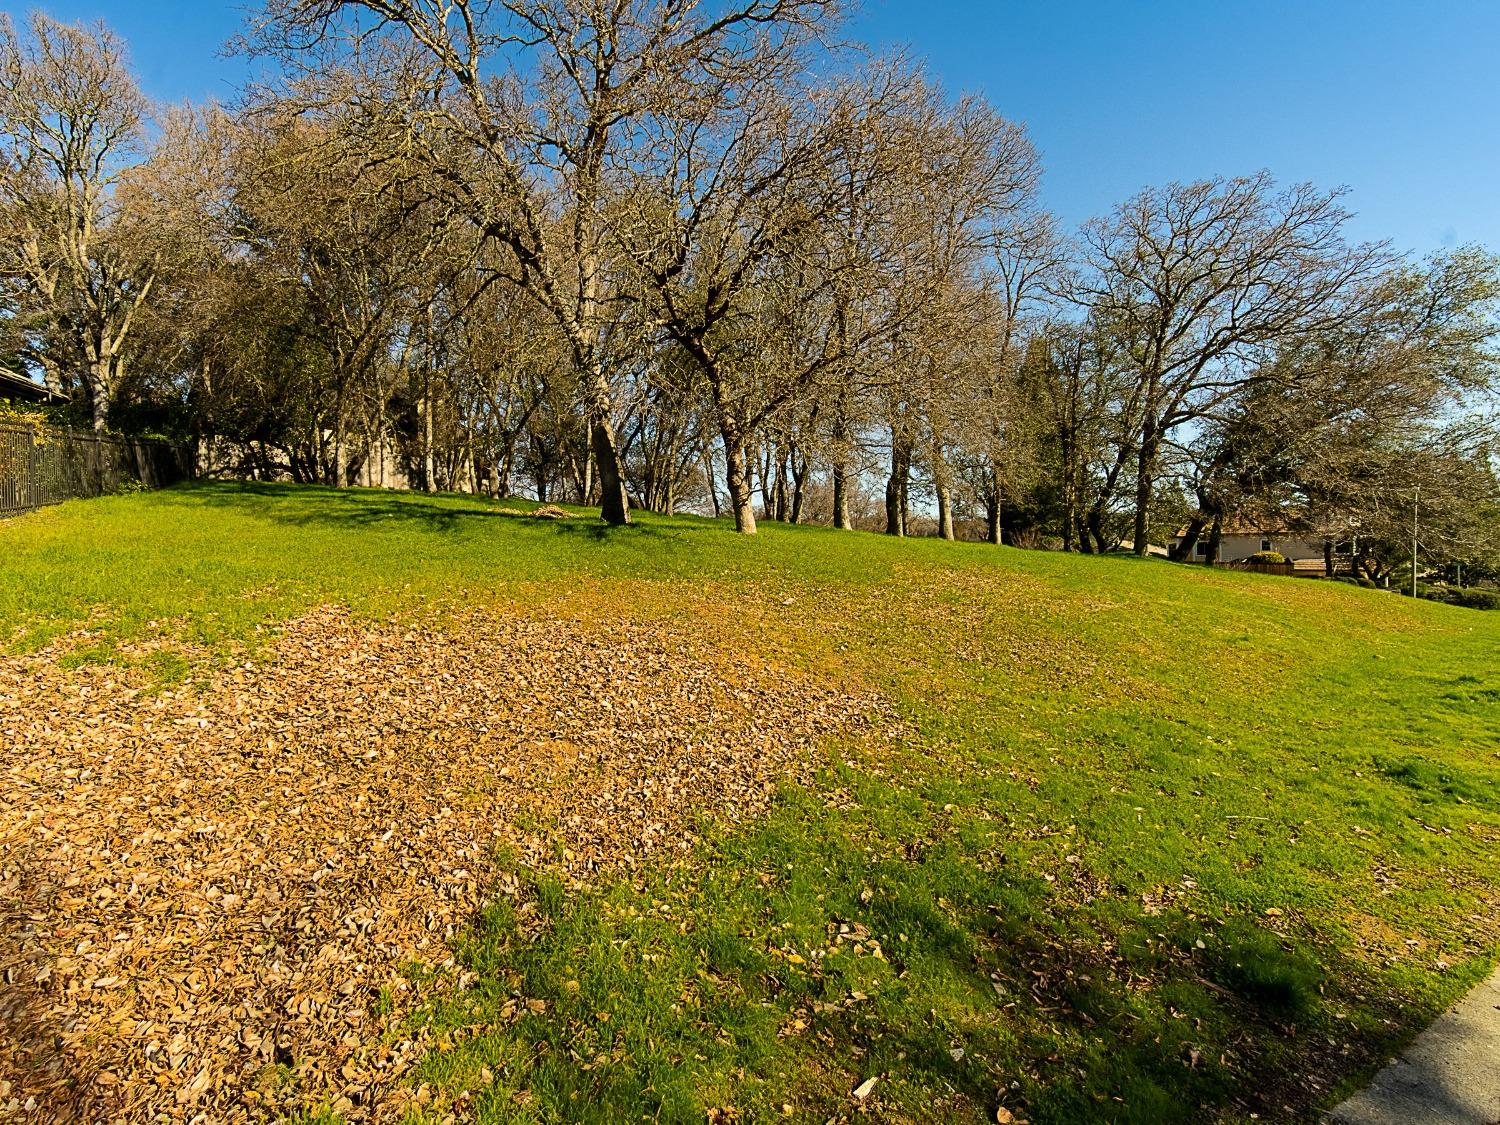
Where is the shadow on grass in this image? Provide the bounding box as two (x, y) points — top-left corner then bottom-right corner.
(411, 841), (1430, 1125)
(155, 479), (707, 541)
(808, 874), (1356, 1122)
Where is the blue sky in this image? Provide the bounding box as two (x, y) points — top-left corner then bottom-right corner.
(22, 0), (1500, 256)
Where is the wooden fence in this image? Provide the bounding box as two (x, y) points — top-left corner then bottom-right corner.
(0, 423), (190, 518)
(1215, 559), (1296, 576)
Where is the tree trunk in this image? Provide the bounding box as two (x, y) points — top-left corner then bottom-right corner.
(933, 443), (954, 541)
(1171, 515), (1206, 562)
(586, 384), (629, 523)
(88, 351), (112, 433)
(1062, 510), (1086, 552)
(567, 454), (587, 504)
(789, 452), (807, 525)
(41, 357), (63, 396)
(885, 433), (910, 537)
(985, 495), (1001, 546)
(772, 446), (789, 522)
(1324, 538), (1335, 578)
(832, 461), (852, 530)
(459, 440), (475, 493)
(936, 484), (954, 541)
(758, 440), (774, 520)
(371, 418), (386, 487)
(1058, 431), (1078, 552)
(534, 439), (550, 502)
(1132, 422), (1158, 557)
(589, 415), (631, 524)
(573, 218), (630, 523)
(333, 405), (348, 489)
(422, 372), (436, 492)
(1086, 504), (1108, 553)
(700, 437), (720, 518)
(1205, 514), (1224, 565)
(722, 426), (757, 534)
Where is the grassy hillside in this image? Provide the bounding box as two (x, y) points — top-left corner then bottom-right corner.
(4, 481), (1499, 1124)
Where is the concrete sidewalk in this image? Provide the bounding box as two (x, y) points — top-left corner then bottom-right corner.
(1326, 970), (1500, 1125)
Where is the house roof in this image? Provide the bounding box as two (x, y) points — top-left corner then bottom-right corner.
(0, 367), (61, 402)
(1170, 520), (1319, 540)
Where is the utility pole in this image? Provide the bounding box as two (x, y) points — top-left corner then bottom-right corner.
(1411, 486), (1419, 598)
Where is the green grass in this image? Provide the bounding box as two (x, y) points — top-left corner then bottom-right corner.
(5, 481), (1500, 1123)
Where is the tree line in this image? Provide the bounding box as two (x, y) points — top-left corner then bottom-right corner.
(2, 3), (1497, 580)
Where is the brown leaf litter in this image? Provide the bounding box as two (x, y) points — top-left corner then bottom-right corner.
(0, 605), (884, 1122)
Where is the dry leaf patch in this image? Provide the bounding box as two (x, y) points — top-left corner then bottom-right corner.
(0, 605), (881, 1122)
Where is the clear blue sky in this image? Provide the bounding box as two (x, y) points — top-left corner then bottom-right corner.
(24, 0), (1500, 256)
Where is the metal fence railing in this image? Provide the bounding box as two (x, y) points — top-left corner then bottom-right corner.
(0, 423), (191, 518)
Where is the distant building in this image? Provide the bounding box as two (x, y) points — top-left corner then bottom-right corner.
(1170, 521), (1330, 569)
(0, 367), (61, 405)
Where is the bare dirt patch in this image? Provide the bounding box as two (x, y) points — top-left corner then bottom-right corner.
(0, 606), (883, 1122)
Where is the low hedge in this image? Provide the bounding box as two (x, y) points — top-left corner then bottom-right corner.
(1449, 588), (1500, 611)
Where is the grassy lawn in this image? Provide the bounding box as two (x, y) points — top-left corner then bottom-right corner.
(4, 481), (1499, 1124)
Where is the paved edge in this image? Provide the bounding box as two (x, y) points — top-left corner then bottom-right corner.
(1325, 969), (1500, 1125)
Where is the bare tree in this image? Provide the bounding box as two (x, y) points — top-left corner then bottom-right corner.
(252, 0), (845, 525)
(0, 13), (155, 431)
(866, 92), (1043, 539)
(963, 211), (1066, 543)
(1076, 172), (1391, 555)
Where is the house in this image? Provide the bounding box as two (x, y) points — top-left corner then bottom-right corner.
(0, 367), (62, 405)
(1169, 521), (1330, 567)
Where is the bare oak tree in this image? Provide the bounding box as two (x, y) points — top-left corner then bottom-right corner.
(0, 13), (155, 431)
(253, 0), (842, 525)
(1076, 172), (1390, 554)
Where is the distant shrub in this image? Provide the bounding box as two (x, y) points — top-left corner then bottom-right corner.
(113, 476), (148, 495)
(1449, 588), (1500, 611)
(1395, 582), (1500, 607)
(0, 407), (47, 444)
(1245, 551), (1286, 564)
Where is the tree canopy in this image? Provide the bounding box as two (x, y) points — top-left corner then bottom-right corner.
(2, 4), (1496, 581)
